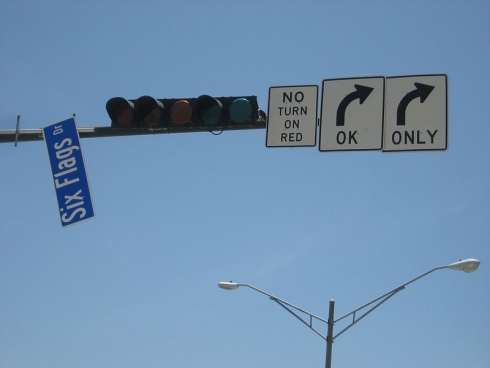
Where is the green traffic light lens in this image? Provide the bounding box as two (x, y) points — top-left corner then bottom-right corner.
(196, 95), (222, 125)
(229, 98), (253, 123)
(201, 105), (221, 125)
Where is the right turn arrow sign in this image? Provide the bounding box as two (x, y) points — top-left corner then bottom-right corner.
(383, 74), (447, 152)
(319, 76), (385, 152)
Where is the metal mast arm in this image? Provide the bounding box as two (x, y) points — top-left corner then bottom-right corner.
(332, 266), (447, 339)
(238, 284), (328, 340)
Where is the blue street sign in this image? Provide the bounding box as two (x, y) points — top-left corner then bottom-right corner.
(43, 117), (95, 227)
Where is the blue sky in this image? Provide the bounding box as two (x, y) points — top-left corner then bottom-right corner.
(0, 1), (489, 367)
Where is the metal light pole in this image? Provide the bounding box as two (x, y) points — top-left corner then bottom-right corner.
(218, 258), (480, 368)
(325, 300), (335, 368)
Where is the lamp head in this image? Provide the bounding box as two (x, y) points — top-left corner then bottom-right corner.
(218, 282), (239, 290)
(448, 259), (480, 273)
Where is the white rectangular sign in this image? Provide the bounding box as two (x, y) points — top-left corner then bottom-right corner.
(319, 77), (385, 151)
(383, 74), (447, 152)
(266, 85), (318, 147)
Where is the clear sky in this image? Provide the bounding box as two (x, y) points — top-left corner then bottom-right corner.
(0, 1), (489, 367)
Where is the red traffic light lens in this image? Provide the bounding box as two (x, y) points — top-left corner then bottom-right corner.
(171, 100), (193, 125)
(106, 98), (134, 127)
(114, 103), (133, 126)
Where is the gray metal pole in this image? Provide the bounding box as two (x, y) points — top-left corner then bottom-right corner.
(325, 299), (335, 368)
(0, 120), (266, 144)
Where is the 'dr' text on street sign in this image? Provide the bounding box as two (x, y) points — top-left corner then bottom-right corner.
(266, 85), (318, 147)
(43, 117), (95, 227)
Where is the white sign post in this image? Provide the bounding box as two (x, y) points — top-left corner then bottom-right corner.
(383, 74), (447, 152)
(266, 85), (318, 147)
(319, 77), (385, 151)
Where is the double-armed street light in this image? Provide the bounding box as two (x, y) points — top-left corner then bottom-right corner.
(218, 258), (480, 368)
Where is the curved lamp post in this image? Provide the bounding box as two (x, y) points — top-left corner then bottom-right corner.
(218, 258), (480, 368)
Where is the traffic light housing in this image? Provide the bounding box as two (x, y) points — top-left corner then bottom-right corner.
(106, 95), (265, 133)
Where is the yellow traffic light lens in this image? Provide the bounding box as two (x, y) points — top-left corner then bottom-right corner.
(143, 106), (161, 126)
(171, 100), (193, 125)
(229, 98), (253, 123)
(136, 96), (164, 127)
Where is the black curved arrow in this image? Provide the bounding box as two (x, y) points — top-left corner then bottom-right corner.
(336, 84), (374, 126)
(396, 82), (435, 126)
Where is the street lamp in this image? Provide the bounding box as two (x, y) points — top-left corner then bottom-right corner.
(218, 258), (480, 368)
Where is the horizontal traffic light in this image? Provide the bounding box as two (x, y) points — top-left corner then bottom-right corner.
(106, 95), (265, 132)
